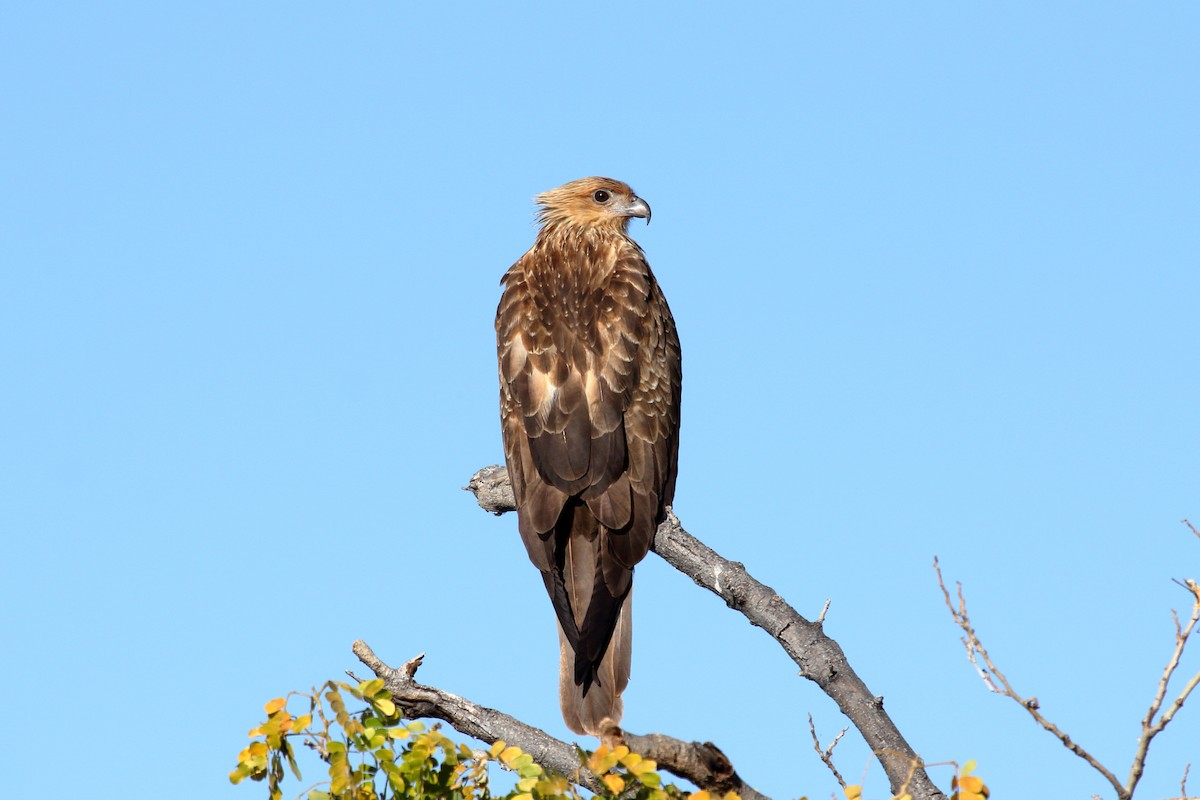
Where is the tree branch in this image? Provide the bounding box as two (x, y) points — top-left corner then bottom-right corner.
(1128, 576), (1200, 795)
(465, 465), (946, 800)
(936, 552), (1200, 800)
(933, 557), (1128, 798)
(351, 640), (768, 800)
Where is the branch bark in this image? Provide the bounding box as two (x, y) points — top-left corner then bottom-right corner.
(465, 465), (946, 800)
(351, 640), (768, 800)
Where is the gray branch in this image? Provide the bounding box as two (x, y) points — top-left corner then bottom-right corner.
(351, 641), (766, 800)
(465, 465), (946, 800)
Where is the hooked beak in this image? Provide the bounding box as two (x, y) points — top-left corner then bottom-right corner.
(626, 196), (651, 225)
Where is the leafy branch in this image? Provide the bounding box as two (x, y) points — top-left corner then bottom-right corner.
(230, 674), (680, 800)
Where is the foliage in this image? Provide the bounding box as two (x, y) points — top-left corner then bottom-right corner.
(230, 679), (702, 800)
(948, 760), (990, 800)
(230, 678), (987, 800)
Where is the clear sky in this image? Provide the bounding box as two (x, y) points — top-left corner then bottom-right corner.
(2, 3), (1197, 798)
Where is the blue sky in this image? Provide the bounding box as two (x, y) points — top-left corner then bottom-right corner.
(2, 3), (1197, 798)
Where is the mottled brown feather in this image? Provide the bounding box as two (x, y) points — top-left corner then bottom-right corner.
(496, 177), (681, 736)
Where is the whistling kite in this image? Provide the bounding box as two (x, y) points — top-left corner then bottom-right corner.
(496, 177), (682, 737)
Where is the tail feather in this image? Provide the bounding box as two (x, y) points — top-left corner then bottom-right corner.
(558, 593), (632, 736)
(547, 500), (635, 736)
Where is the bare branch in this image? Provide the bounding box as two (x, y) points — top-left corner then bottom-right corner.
(933, 557), (1128, 799)
(622, 733), (767, 800)
(1128, 578), (1200, 794)
(466, 465), (946, 800)
(466, 466), (516, 514)
(808, 713), (848, 788)
(351, 640), (769, 800)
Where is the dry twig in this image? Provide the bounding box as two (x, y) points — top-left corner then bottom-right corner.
(935, 541), (1200, 800)
(1127, 576), (1200, 794)
(934, 557), (1124, 794)
(808, 713), (848, 788)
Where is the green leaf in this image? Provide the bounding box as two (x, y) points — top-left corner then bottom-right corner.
(283, 741), (302, 781)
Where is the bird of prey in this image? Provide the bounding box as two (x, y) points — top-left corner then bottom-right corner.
(496, 177), (682, 738)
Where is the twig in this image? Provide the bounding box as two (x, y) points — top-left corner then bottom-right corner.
(936, 553), (1200, 800)
(351, 640), (769, 800)
(466, 465), (946, 800)
(808, 713), (848, 788)
(1128, 578), (1200, 794)
(934, 557), (1127, 798)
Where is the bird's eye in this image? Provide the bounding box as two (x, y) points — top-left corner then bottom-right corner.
(593, 190), (611, 203)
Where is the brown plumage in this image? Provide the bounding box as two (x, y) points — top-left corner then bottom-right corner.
(496, 177), (681, 737)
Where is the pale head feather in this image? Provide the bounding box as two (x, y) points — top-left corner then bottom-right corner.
(535, 177), (649, 233)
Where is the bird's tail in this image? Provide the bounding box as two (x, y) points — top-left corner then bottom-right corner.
(558, 592), (632, 737)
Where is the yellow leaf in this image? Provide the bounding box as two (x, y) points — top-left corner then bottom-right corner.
(374, 697), (396, 716)
(961, 759), (977, 777)
(845, 787), (862, 800)
(629, 758), (658, 775)
(489, 740), (506, 757)
(690, 792), (711, 800)
(723, 793), (742, 800)
(264, 698), (287, 714)
(587, 743), (611, 769)
(621, 752), (643, 768)
(959, 776), (983, 792)
(293, 714), (312, 730)
(500, 746), (522, 765)
(603, 774), (625, 794)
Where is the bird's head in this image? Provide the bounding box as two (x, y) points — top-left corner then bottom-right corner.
(535, 177), (651, 234)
